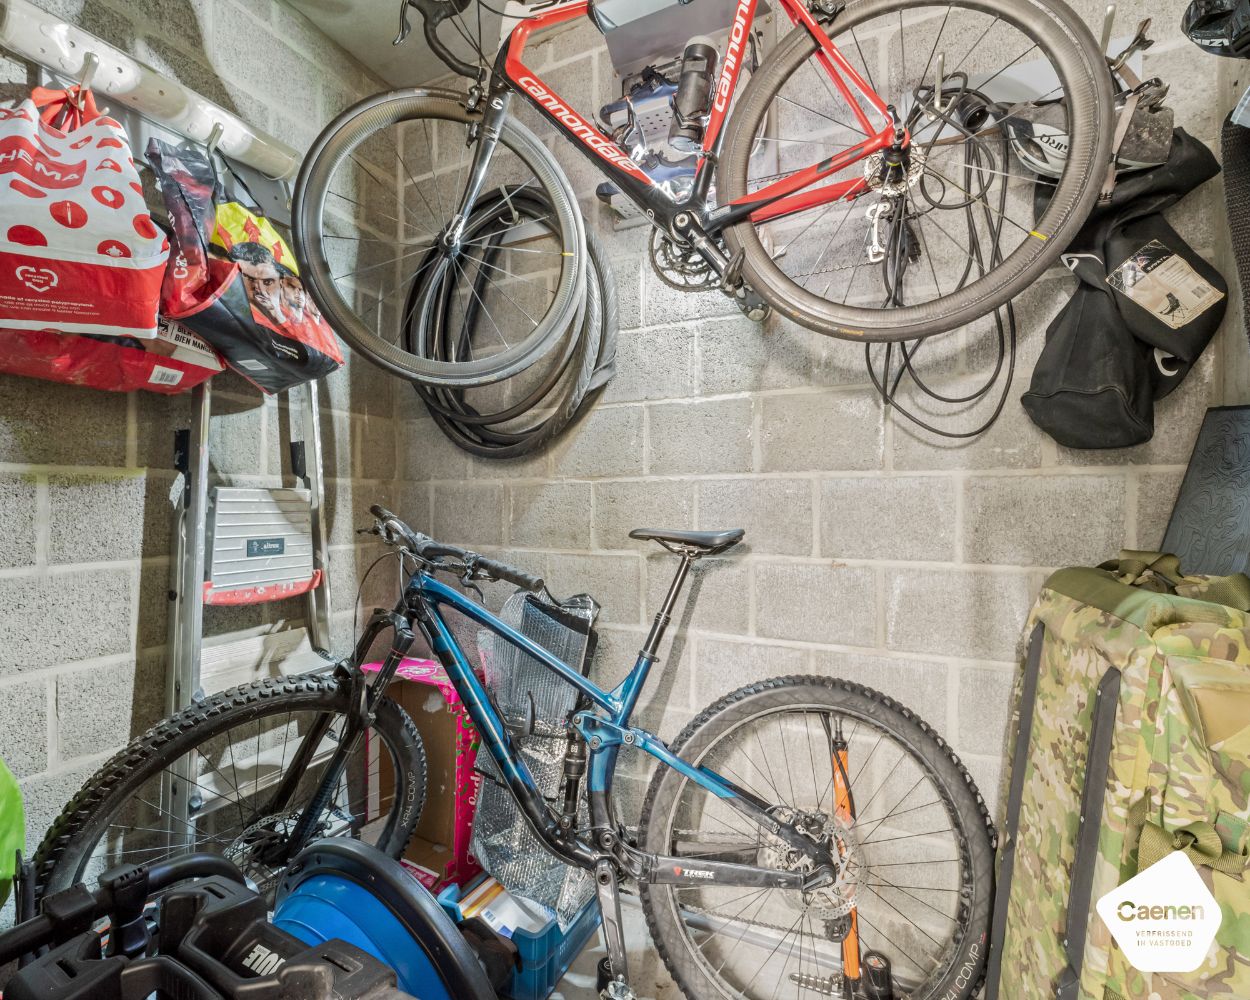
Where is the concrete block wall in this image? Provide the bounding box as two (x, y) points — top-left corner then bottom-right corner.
(0, 0), (1238, 948)
(401, 0), (1241, 828)
(0, 0), (401, 867)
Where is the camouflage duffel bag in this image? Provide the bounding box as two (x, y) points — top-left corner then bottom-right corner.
(985, 551), (1250, 1000)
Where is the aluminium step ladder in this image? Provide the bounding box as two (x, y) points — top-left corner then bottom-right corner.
(163, 377), (334, 845)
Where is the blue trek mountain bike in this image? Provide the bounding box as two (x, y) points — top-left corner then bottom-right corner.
(35, 505), (994, 1000)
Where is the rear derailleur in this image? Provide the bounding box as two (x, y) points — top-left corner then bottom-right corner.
(864, 200), (921, 268)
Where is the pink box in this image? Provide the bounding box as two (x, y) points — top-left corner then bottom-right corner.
(362, 657), (482, 892)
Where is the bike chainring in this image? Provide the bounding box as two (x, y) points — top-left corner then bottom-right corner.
(760, 807), (861, 921)
(650, 229), (718, 292)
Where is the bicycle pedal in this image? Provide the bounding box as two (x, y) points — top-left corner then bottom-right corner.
(788, 972), (846, 997)
(720, 248), (746, 292)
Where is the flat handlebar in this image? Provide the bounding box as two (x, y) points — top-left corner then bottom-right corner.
(369, 505), (544, 593)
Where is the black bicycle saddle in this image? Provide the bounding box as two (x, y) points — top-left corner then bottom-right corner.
(629, 528), (745, 555)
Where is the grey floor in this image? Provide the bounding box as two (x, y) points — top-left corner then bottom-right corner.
(552, 898), (682, 1000)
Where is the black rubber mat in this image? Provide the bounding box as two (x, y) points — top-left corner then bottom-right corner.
(1222, 111), (1250, 351)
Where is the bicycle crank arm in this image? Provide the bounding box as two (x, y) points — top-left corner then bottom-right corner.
(647, 855), (806, 890)
(595, 859), (630, 990)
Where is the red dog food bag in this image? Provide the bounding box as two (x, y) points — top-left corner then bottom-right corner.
(0, 318), (224, 394)
(0, 85), (168, 339)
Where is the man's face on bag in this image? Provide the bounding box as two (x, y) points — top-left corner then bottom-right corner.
(281, 276), (307, 318)
(240, 259), (285, 323)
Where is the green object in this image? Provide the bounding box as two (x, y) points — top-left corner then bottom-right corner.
(989, 553), (1250, 1000)
(0, 756), (25, 907)
(1138, 818), (1249, 876)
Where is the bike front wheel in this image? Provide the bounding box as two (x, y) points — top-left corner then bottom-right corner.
(34, 675), (426, 902)
(294, 89), (585, 386)
(639, 676), (995, 1000)
(719, 0), (1113, 341)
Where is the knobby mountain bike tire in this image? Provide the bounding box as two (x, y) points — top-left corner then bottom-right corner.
(719, 0), (1114, 341)
(293, 88), (585, 387)
(639, 676), (995, 1000)
(34, 675), (426, 900)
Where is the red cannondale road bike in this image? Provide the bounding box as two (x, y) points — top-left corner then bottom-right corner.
(294, 0), (1112, 388)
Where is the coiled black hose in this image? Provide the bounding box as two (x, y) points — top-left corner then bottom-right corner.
(404, 187), (617, 457)
(865, 81), (1018, 438)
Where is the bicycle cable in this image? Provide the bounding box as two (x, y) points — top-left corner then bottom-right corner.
(350, 548), (405, 641)
(863, 80), (1019, 439)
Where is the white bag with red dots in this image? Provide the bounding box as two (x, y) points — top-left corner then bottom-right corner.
(0, 85), (168, 338)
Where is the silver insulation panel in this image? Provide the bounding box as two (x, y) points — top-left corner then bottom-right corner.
(472, 592), (599, 929)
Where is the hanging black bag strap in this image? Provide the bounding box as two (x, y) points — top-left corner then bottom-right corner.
(1056, 667), (1123, 1000)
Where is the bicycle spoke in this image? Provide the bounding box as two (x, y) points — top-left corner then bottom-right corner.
(869, 870), (962, 921)
(655, 694), (982, 999)
(383, 117), (439, 229)
(452, 254), (511, 355)
(919, 145), (1040, 186)
(919, 161), (1035, 239)
(775, 93), (864, 137)
(952, 15), (1001, 75)
(324, 188), (410, 234)
(463, 258), (541, 328)
(331, 242), (434, 283)
(917, 6), (953, 105)
(55, 697), (410, 907)
(849, 27), (877, 97)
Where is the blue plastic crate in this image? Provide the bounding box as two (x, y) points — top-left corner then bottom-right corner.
(438, 881), (602, 1000)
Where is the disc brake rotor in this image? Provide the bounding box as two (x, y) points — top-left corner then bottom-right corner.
(864, 146), (927, 198)
(224, 812), (299, 891)
(760, 807), (861, 921)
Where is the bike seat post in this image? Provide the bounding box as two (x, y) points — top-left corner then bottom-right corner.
(641, 549), (698, 662)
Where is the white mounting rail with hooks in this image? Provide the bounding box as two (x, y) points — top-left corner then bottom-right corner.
(0, 0), (300, 179)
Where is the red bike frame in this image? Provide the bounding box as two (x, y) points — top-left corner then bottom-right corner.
(495, 0), (897, 231)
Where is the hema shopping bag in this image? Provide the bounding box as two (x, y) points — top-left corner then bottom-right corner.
(148, 138), (342, 394)
(0, 85), (168, 338)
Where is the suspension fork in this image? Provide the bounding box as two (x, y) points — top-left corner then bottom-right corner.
(829, 717), (862, 991)
(262, 611), (415, 861)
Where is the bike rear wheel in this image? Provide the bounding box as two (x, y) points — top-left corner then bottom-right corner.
(34, 675), (426, 902)
(293, 89), (585, 386)
(719, 0), (1112, 341)
(639, 676), (994, 1000)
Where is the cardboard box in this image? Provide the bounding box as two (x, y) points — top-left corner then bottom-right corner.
(363, 658), (482, 891)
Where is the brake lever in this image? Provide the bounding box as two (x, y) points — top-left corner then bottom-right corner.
(459, 566), (485, 603)
(394, 0), (413, 46)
